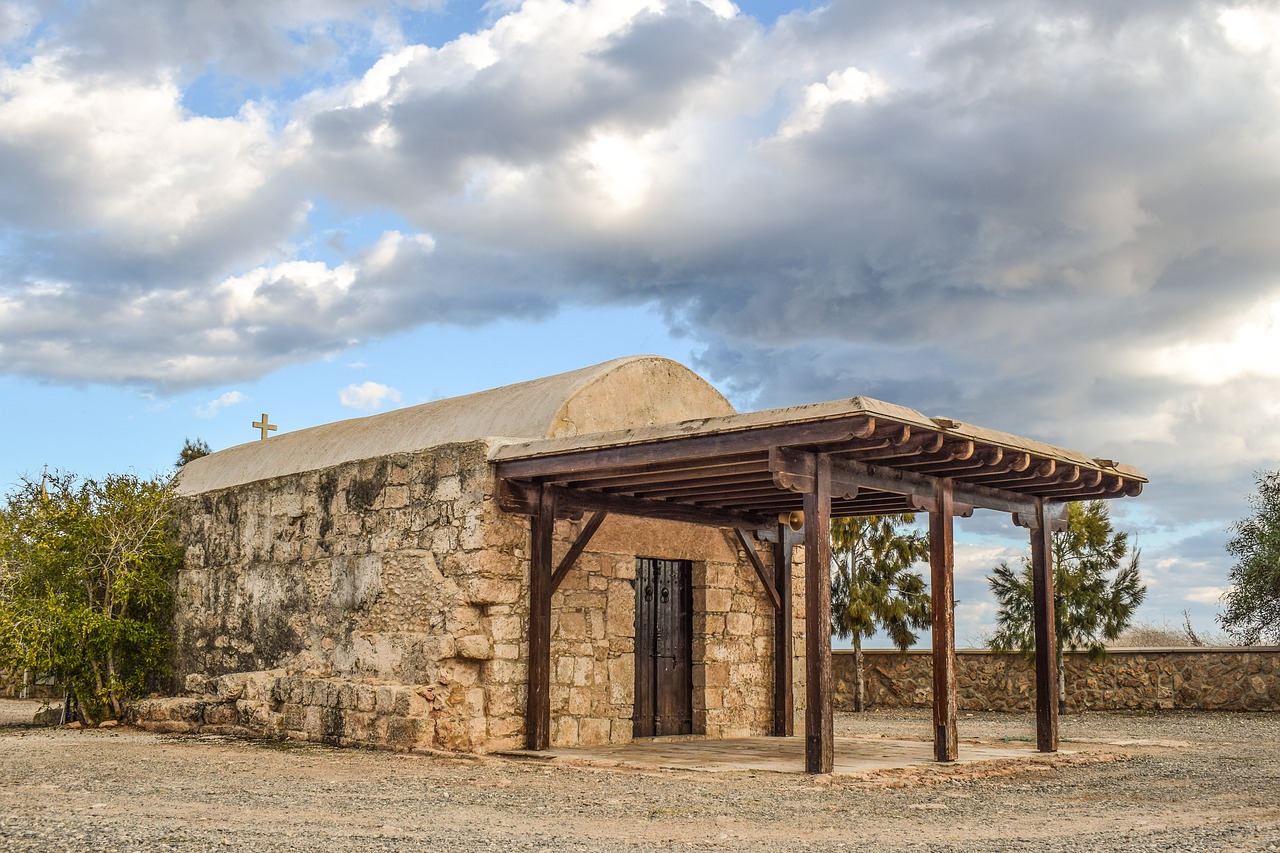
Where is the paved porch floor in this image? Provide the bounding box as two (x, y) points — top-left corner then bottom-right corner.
(505, 735), (1043, 774)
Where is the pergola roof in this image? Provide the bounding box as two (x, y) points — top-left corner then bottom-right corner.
(493, 364), (1146, 770)
(493, 394), (1145, 527)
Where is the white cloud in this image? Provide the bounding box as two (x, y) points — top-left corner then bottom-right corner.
(1218, 6), (1280, 54)
(0, 54), (295, 252)
(195, 390), (245, 419)
(0, 1), (35, 44)
(953, 541), (1024, 583)
(1185, 586), (1228, 605)
(779, 66), (888, 138)
(1135, 296), (1280, 386)
(339, 381), (402, 411)
(5, 0), (1280, 619)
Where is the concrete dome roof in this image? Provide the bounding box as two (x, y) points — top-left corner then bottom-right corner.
(175, 356), (735, 495)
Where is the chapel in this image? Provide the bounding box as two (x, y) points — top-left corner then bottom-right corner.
(134, 355), (1145, 772)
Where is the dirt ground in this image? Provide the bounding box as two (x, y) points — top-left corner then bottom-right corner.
(1, 699), (1278, 852)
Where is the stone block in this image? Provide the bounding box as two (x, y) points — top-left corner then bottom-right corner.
(487, 715), (523, 741)
(578, 717), (611, 746)
(385, 716), (435, 751)
(204, 702), (237, 725)
(725, 612), (754, 636)
(375, 686), (395, 715)
(463, 576), (519, 605)
(235, 700), (273, 732)
(163, 698), (207, 723)
(184, 674), (214, 696)
(567, 688), (592, 716)
(215, 673), (251, 701)
(486, 685), (519, 718)
(572, 657), (594, 687)
(486, 659), (527, 685)
(455, 634), (494, 660)
(556, 611), (588, 640)
(281, 703), (304, 732)
(554, 716), (579, 747)
(608, 657), (634, 705)
(303, 706), (325, 740)
(492, 642), (521, 661)
(703, 663), (730, 689)
(703, 588), (733, 613)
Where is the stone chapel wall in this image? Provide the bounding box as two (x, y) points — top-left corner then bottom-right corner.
(133, 438), (795, 754)
(136, 440), (529, 752)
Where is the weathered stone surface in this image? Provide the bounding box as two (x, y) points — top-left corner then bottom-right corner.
(163, 421), (793, 754)
(835, 648), (1280, 712)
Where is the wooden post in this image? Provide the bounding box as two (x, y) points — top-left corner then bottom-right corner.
(804, 455), (833, 773)
(526, 486), (555, 750)
(772, 523), (795, 737)
(1031, 499), (1059, 752)
(929, 478), (958, 762)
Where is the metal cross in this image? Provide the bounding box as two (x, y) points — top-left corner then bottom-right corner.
(252, 413), (278, 440)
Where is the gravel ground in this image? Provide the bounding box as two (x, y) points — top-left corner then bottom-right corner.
(1, 700), (1278, 852)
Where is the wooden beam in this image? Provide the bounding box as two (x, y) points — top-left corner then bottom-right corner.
(1031, 498), (1060, 752)
(770, 451), (1045, 517)
(550, 511), (607, 594)
(772, 524), (796, 737)
(850, 431), (945, 462)
(494, 415), (876, 481)
(929, 479), (958, 762)
(628, 473), (776, 499)
(553, 486), (772, 529)
(500, 479), (772, 530)
(734, 527), (781, 610)
(526, 486), (555, 750)
(804, 454), (834, 774)
(565, 456), (767, 490)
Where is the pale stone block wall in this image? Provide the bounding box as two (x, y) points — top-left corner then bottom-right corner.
(547, 516), (798, 745)
(144, 439), (530, 753)
(134, 438), (795, 753)
(834, 648), (1280, 712)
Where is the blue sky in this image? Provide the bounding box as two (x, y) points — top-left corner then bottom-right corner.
(3, 0), (1280, 645)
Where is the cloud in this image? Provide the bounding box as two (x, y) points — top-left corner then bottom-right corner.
(4, 0), (1280, 602)
(50, 0), (449, 83)
(0, 2), (35, 45)
(1185, 586), (1228, 605)
(195, 390), (246, 419)
(339, 380), (402, 411)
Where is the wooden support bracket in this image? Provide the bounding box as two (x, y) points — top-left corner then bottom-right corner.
(550, 511), (607, 594)
(734, 527), (781, 610)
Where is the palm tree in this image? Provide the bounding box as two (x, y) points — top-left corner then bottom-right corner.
(831, 514), (931, 711)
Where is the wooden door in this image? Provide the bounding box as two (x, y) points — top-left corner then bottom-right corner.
(634, 558), (693, 737)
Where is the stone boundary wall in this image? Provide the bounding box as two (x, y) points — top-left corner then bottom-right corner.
(834, 648), (1280, 712)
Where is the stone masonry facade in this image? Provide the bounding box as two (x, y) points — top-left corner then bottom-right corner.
(835, 648), (1280, 712)
(130, 438), (803, 753)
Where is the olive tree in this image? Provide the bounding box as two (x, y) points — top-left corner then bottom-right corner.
(1219, 470), (1280, 644)
(0, 471), (182, 722)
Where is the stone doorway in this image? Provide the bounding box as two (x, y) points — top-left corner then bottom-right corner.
(633, 558), (693, 737)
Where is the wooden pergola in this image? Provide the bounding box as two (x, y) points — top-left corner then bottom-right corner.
(493, 396), (1146, 773)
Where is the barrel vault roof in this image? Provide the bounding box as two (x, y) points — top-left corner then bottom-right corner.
(175, 356), (736, 495)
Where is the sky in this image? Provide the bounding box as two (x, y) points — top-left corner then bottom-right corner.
(2, 0), (1279, 646)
